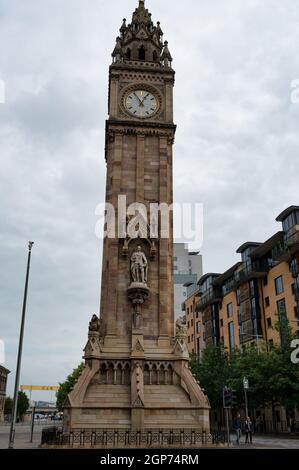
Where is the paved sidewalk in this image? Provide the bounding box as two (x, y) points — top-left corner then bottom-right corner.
(231, 435), (299, 449)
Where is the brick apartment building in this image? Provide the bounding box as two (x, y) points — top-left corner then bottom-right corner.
(184, 206), (299, 356)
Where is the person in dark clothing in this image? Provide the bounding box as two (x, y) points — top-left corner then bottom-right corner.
(234, 414), (242, 445)
(244, 416), (253, 444)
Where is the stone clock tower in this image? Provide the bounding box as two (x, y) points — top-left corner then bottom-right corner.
(64, 0), (210, 438)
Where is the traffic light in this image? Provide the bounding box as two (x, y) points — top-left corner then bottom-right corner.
(223, 386), (232, 408)
(231, 389), (237, 407)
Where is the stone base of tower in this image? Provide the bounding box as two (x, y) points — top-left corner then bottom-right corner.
(60, 335), (210, 447)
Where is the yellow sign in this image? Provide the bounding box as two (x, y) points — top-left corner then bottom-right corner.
(20, 385), (59, 392)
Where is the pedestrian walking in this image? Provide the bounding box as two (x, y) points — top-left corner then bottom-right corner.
(234, 414), (242, 445)
(244, 416), (253, 444)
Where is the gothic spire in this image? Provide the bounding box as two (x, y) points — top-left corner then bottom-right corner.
(111, 0), (172, 68)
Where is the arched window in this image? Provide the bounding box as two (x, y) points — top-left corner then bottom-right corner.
(153, 50), (158, 62)
(126, 48), (131, 59)
(138, 45), (146, 61)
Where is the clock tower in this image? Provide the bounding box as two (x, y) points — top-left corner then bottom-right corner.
(64, 0), (210, 439)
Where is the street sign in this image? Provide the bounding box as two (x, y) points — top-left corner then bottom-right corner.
(243, 377), (249, 390)
(21, 385), (59, 391)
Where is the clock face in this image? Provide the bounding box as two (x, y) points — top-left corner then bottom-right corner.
(125, 90), (158, 118)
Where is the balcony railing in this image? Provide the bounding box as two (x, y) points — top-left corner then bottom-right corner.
(233, 261), (269, 286)
(287, 230), (299, 248)
(196, 288), (222, 311)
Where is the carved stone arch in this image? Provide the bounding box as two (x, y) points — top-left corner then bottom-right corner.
(151, 363), (158, 385)
(116, 362), (122, 385)
(143, 363), (150, 385)
(99, 362), (108, 384)
(123, 362), (131, 385)
(138, 44), (146, 60)
(107, 362), (114, 384)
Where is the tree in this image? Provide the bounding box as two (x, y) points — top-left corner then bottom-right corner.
(190, 340), (299, 423)
(56, 363), (84, 412)
(190, 345), (229, 409)
(4, 396), (13, 416)
(17, 391), (30, 421)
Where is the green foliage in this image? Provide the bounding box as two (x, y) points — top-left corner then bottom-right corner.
(17, 391), (30, 420)
(190, 339), (299, 413)
(56, 363), (85, 412)
(4, 396), (13, 415)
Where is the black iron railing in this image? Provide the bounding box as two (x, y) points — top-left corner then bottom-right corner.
(41, 427), (227, 447)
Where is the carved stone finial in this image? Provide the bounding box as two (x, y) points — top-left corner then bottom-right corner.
(88, 314), (101, 334)
(175, 317), (188, 338)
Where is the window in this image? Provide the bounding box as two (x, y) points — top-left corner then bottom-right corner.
(267, 317), (272, 328)
(250, 280), (255, 298)
(227, 303), (233, 318)
(196, 322), (201, 334)
(265, 297), (270, 307)
(277, 298), (286, 316)
(196, 311), (199, 319)
(236, 288), (241, 306)
(190, 305), (193, 313)
(228, 322), (235, 351)
(187, 321), (190, 329)
(173, 256), (178, 262)
(187, 308), (189, 315)
(191, 319), (193, 327)
(275, 276), (284, 295)
(188, 336), (190, 343)
(191, 334), (194, 342)
(263, 278), (268, 286)
(283, 212), (298, 233)
(220, 319), (223, 327)
(153, 50), (158, 61)
(173, 265), (178, 271)
(126, 48), (131, 59)
(138, 45), (146, 60)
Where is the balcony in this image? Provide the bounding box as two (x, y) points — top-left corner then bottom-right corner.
(233, 260), (268, 287)
(272, 230), (299, 262)
(293, 286), (299, 302)
(286, 230), (299, 249)
(196, 287), (222, 311)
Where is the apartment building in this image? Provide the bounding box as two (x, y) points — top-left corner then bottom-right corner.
(185, 206), (299, 355)
(0, 365), (10, 422)
(174, 243), (203, 320)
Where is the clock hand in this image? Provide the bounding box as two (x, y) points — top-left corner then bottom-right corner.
(141, 93), (150, 104)
(133, 92), (143, 106)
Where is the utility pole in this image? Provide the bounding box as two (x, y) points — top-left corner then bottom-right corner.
(8, 241), (34, 449)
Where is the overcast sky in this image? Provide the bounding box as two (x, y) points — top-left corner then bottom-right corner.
(1, 0), (299, 400)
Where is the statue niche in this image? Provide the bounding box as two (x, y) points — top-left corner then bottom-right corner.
(127, 244), (150, 329)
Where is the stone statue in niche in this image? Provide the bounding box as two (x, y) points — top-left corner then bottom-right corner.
(131, 246), (148, 284)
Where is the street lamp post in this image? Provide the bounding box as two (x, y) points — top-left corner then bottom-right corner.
(8, 242), (34, 449)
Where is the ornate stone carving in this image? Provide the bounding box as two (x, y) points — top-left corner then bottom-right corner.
(89, 314), (101, 334)
(175, 317), (188, 339)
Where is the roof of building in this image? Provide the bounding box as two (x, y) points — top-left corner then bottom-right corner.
(213, 262), (243, 286)
(236, 242), (262, 254)
(276, 206), (299, 222)
(0, 365), (10, 374)
(250, 231), (284, 258)
(197, 273), (221, 286)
